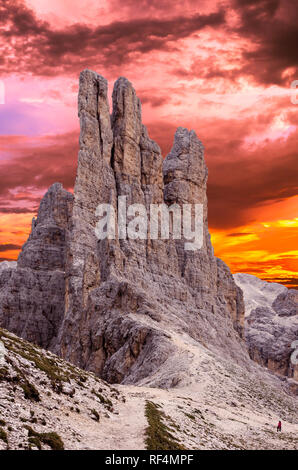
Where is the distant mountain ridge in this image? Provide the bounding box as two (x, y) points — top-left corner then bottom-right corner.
(234, 273), (298, 391)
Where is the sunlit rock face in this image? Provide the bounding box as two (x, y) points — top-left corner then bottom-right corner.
(0, 70), (246, 386)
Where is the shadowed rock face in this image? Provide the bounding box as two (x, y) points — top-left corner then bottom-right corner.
(234, 274), (298, 390)
(0, 184), (73, 350)
(0, 70), (246, 386)
(18, 183), (73, 271)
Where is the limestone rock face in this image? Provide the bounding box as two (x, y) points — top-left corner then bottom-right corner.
(0, 70), (248, 386)
(233, 273), (287, 317)
(0, 184), (73, 349)
(234, 274), (298, 389)
(0, 261), (17, 272)
(56, 70), (247, 386)
(18, 183), (73, 270)
(2, 327), (298, 450)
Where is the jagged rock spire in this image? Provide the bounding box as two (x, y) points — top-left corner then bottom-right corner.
(0, 183), (73, 349)
(18, 183), (73, 271)
(0, 70), (247, 386)
(57, 70), (245, 378)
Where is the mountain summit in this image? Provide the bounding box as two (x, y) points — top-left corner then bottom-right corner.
(0, 70), (246, 386)
(0, 70), (296, 395)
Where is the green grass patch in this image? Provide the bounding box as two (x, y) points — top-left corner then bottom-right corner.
(145, 401), (185, 450)
(28, 436), (42, 450)
(0, 329), (70, 391)
(91, 389), (113, 410)
(21, 380), (40, 402)
(91, 409), (100, 422)
(25, 426), (64, 450)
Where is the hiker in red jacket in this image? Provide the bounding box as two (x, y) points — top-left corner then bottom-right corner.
(277, 421), (282, 432)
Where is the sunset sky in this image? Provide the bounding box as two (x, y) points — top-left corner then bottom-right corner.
(0, 0), (297, 287)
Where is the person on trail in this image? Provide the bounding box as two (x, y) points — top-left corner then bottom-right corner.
(277, 421), (282, 432)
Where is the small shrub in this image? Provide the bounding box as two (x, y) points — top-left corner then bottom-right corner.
(91, 409), (100, 422)
(92, 391), (113, 410)
(26, 426), (64, 451)
(0, 427), (8, 444)
(0, 367), (9, 382)
(184, 412), (196, 421)
(21, 381), (40, 402)
(28, 436), (42, 450)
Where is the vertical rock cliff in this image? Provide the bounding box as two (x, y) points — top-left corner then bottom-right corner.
(1, 70), (296, 392)
(0, 70), (248, 387)
(55, 70), (246, 386)
(0, 183), (73, 349)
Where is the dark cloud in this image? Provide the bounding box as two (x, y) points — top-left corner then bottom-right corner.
(0, 132), (77, 213)
(0, 244), (21, 252)
(146, 118), (298, 230)
(207, 142), (298, 228)
(268, 278), (298, 289)
(138, 92), (170, 108)
(12, 231), (29, 235)
(227, 232), (255, 237)
(232, 0), (298, 85)
(0, 0), (225, 76)
(231, 261), (293, 275)
(1, 0), (296, 86)
(0, 207), (36, 214)
(171, 0), (298, 86)
(1, 116), (297, 232)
